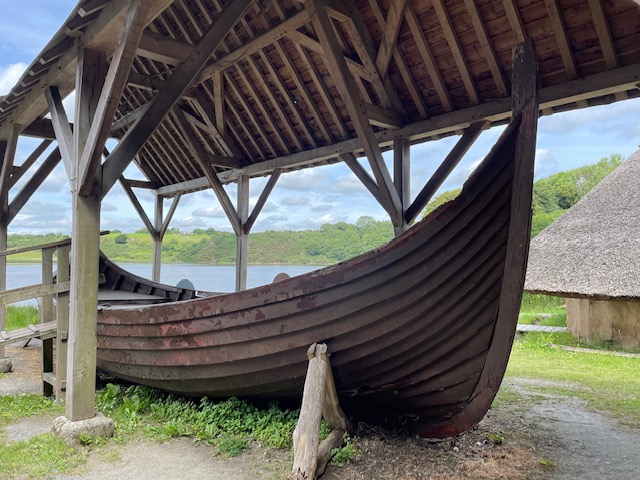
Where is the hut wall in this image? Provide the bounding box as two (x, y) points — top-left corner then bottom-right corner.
(566, 298), (640, 349)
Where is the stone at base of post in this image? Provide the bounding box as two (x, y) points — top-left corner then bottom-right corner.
(0, 358), (12, 373)
(52, 413), (114, 445)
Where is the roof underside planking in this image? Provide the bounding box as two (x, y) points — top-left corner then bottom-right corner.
(1, 0), (639, 203)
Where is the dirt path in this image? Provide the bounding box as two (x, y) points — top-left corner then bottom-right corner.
(511, 381), (640, 480)
(2, 344), (639, 479)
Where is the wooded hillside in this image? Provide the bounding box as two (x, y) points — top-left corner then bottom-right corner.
(7, 155), (622, 265)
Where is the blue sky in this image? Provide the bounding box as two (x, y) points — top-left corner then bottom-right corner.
(1, 1), (639, 235)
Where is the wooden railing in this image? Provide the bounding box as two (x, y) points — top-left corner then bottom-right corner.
(0, 237), (72, 401)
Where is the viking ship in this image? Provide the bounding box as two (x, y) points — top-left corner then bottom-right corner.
(95, 91), (536, 438)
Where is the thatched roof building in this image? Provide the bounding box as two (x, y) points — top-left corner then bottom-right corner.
(525, 149), (640, 300)
(525, 149), (640, 348)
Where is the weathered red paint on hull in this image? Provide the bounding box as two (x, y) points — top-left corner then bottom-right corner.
(96, 113), (533, 438)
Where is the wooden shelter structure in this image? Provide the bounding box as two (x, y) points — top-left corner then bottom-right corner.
(0, 0), (639, 425)
(526, 149), (640, 349)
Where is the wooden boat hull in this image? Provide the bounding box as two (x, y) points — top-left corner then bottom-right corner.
(96, 105), (535, 438)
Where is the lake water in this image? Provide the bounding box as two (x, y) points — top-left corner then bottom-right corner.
(4, 262), (323, 304)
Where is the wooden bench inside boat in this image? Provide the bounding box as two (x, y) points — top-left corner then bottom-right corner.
(98, 289), (172, 306)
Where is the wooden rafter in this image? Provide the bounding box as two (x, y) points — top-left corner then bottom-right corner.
(78, 1), (147, 195)
(213, 72), (225, 137)
(159, 193), (181, 238)
(0, 0), (173, 139)
(257, 50), (318, 148)
(246, 56), (303, 151)
(101, 0), (255, 199)
(543, 0), (578, 79)
(342, 1), (404, 113)
(118, 58), (640, 199)
(403, 4), (452, 112)
(502, 0), (526, 43)
(312, 1), (402, 224)
(245, 169), (281, 233)
(195, 7), (315, 85)
(110, 102), (151, 133)
(191, 88), (244, 161)
(432, 0), (479, 105)
(291, 41), (345, 142)
(587, 0), (618, 69)
(9, 140), (52, 188)
(464, 0), (507, 96)
(43, 86), (74, 182)
(173, 108), (241, 235)
(340, 153), (384, 207)
(286, 30), (369, 80)
(223, 91), (262, 158)
(235, 62), (291, 155)
(119, 176), (155, 234)
(74, 47), (107, 196)
(225, 71), (278, 158)
(375, 0), (407, 79)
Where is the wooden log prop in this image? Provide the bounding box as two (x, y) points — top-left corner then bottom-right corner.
(290, 343), (353, 480)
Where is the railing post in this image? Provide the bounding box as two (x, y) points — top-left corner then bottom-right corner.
(41, 247), (55, 397)
(56, 244), (70, 403)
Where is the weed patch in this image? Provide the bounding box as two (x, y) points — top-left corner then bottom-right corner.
(96, 384), (300, 456)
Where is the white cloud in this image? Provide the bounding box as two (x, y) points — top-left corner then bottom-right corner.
(534, 149), (559, 179)
(280, 195), (309, 206)
(192, 205), (227, 218)
(277, 168), (331, 192)
(0, 63), (27, 94)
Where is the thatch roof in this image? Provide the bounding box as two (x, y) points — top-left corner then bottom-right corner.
(525, 149), (640, 300)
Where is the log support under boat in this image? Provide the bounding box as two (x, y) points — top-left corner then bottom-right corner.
(290, 343), (352, 480)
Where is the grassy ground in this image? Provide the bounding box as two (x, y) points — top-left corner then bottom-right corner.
(518, 293), (567, 326)
(5, 305), (39, 330)
(506, 332), (640, 426)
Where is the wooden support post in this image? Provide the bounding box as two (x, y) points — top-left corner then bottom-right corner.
(236, 175), (249, 292)
(0, 217), (6, 362)
(393, 138), (410, 235)
(66, 192), (101, 420)
(65, 47), (103, 422)
(41, 247), (55, 397)
(56, 244), (70, 403)
(152, 194), (163, 283)
(290, 343), (352, 480)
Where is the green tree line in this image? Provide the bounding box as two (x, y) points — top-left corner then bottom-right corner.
(6, 155), (622, 265)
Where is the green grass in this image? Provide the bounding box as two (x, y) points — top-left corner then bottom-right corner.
(0, 395), (78, 479)
(0, 394), (62, 427)
(506, 332), (640, 426)
(518, 293), (567, 326)
(0, 433), (86, 479)
(5, 305), (40, 330)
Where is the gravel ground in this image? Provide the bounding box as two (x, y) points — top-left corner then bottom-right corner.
(2, 342), (639, 479)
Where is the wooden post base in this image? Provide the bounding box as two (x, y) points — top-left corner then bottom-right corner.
(290, 343), (352, 480)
